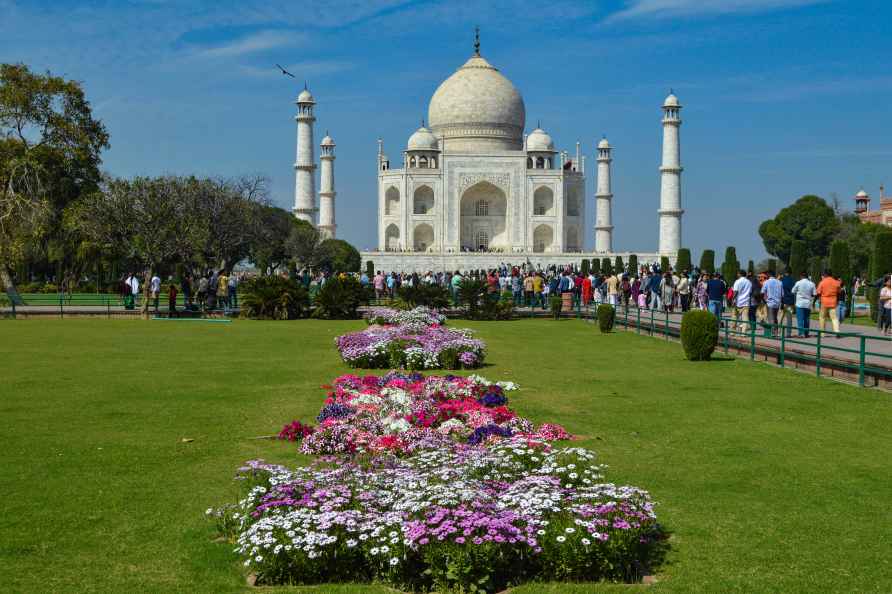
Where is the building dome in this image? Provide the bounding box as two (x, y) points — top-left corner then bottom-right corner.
(407, 126), (439, 151)
(856, 189), (869, 198)
(526, 128), (554, 151)
(321, 134), (335, 146)
(598, 138), (610, 149)
(663, 92), (679, 107)
(297, 88), (315, 103)
(428, 54), (525, 152)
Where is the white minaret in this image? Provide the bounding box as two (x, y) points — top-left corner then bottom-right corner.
(595, 137), (613, 253)
(293, 85), (317, 224)
(318, 133), (336, 239)
(658, 91), (683, 255)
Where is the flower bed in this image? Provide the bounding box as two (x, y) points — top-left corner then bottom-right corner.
(364, 305), (446, 329)
(336, 325), (486, 370)
(209, 374), (663, 591)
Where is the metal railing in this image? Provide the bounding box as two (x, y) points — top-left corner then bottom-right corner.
(3, 292), (240, 319)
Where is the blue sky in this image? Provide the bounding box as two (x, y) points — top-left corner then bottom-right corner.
(3, 0), (891, 262)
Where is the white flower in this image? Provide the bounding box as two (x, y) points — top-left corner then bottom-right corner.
(556, 536), (566, 543)
(370, 547), (379, 555)
(346, 539), (357, 548)
(390, 557), (400, 566)
(581, 538), (591, 545)
(565, 527), (575, 534)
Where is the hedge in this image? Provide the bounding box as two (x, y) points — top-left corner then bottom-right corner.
(680, 310), (718, 361)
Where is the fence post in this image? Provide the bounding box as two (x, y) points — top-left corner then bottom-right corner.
(858, 335), (866, 387)
(664, 310), (669, 339)
(816, 332), (822, 377)
(11, 300), (15, 319)
(724, 318), (729, 354)
(649, 307), (655, 336)
(636, 307), (641, 334)
(59, 293), (63, 319)
(779, 331), (785, 368)
(750, 320), (756, 361)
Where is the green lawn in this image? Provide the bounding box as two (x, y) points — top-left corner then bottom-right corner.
(1, 318), (890, 593)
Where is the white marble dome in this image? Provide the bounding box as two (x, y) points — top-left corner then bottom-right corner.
(598, 138), (611, 149)
(428, 54), (525, 152)
(526, 128), (554, 151)
(856, 189), (869, 197)
(663, 92), (679, 107)
(297, 88), (315, 103)
(321, 134), (335, 146)
(407, 126), (439, 151)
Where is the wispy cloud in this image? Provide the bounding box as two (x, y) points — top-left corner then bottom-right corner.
(190, 30), (303, 59)
(606, 0), (830, 22)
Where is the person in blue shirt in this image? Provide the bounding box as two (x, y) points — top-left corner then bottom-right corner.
(760, 270), (784, 336)
(705, 272), (726, 320)
(779, 270), (796, 338)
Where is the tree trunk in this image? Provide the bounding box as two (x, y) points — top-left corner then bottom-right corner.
(0, 262), (15, 293)
(142, 265), (152, 320)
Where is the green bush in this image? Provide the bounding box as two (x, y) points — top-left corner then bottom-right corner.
(628, 254), (639, 275)
(550, 295), (562, 320)
(660, 256), (670, 273)
(699, 250), (715, 274)
(365, 260), (374, 278)
(597, 304), (615, 333)
(680, 310), (719, 361)
(240, 275), (309, 320)
(676, 248), (692, 272)
(788, 240), (807, 277)
(456, 279), (512, 320)
(312, 275), (366, 319)
(397, 284), (450, 309)
(41, 283), (59, 294)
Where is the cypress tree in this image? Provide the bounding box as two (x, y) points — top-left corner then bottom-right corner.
(829, 240), (851, 285)
(722, 247), (738, 281)
(615, 256), (624, 275)
(365, 260), (374, 278)
(747, 260), (755, 275)
(868, 230), (892, 321)
(699, 249), (715, 274)
(788, 240), (807, 277)
(808, 256), (824, 282)
(591, 258), (600, 275)
(661, 256), (670, 272)
(676, 248), (692, 272)
(581, 258), (590, 276)
(628, 254), (639, 276)
(601, 257), (613, 276)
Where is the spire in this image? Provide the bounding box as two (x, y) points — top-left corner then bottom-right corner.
(537, 119), (541, 129)
(304, 80), (308, 90)
(474, 26), (480, 56)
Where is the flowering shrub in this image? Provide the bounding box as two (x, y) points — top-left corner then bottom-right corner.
(336, 325), (485, 370)
(277, 420), (314, 442)
(365, 306), (446, 329)
(298, 373), (560, 456)
(209, 374), (663, 591)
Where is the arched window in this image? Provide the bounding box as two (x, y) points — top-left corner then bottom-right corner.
(533, 186), (553, 216)
(476, 230), (489, 251)
(385, 187), (400, 216)
(527, 157), (533, 168)
(536, 156), (544, 169)
(419, 156), (428, 168)
(475, 200), (489, 216)
(413, 185), (435, 215)
(567, 191), (580, 217)
(409, 156), (417, 168)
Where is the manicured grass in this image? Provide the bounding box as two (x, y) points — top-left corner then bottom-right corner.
(1, 318), (890, 593)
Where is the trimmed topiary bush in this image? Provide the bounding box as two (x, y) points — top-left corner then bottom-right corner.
(680, 310), (719, 361)
(597, 304), (615, 333)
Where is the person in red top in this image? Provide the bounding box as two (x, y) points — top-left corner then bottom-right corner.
(816, 270), (841, 334)
(581, 275), (592, 306)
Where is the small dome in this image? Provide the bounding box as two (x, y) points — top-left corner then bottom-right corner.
(297, 88), (315, 103)
(407, 126), (439, 151)
(526, 128), (554, 151)
(598, 138), (610, 149)
(856, 189), (869, 198)
(663, 92), (680, 107)
(321, 135), (335, 146)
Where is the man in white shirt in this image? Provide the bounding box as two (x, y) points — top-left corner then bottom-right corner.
(791, 271), (817, 337)
(150, 274), (161, 312)
(129, 273), (140, 310)
(731, 270), (752, 333)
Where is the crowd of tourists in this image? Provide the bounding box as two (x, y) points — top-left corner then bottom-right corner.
(119, 270), (241, 316)
(359, 262), (865, 338)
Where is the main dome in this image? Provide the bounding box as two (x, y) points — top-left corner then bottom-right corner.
(427, 54), (525, 152)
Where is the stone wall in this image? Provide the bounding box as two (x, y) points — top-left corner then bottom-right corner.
(360, 251), (664, 274)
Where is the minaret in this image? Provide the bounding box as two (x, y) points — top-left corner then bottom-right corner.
(658, 91), (683, 255)
(595, 137), (613, 253)
(293, 84), (317, 224)
(318, 133), (336, 238)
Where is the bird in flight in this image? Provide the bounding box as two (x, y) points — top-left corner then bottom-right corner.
(275, 64), (295, 78)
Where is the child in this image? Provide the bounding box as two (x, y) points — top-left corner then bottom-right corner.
(637, 292), (647, 309)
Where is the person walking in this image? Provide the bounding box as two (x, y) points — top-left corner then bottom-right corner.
(129, 273), (140, 311)
(168, 281), (179, 318)
(760, 270), (783, 336)
(228, 274), (238, 309)
(217, 270), (229, 310)
(779, 269), (796, 338)
(816, 270), (842, 335)
(791, 271), (816, 338)
(731, 270), (752, 333)
(677, 272), (691, 312)
(197, 275), (208, 311)
(660, 272), (675, 313)
(150, 273), (161, 312)
(706, 272), (726, 320)
(880, 277), (892, 335)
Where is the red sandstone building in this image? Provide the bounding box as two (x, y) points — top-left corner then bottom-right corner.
(855, 186), (891, 225)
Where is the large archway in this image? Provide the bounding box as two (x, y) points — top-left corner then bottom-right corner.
(413, 223), (434, 252)
(533, 224), (553, 253)
(385, 187), (400, 216)
(533, 186), (554, 216)
(566, 226), (580, 251)
(460, 181), (508, 251)
(413, 185), (434, 215)
(385, 224), (400, 250)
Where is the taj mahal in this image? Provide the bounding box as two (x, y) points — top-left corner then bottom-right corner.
(291, 34), (685, 272)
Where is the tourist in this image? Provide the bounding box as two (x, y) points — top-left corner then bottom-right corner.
(386, 272), (395, 298)
(532, 272), (544, 308)
(207, 270), (218, 310)
(218, 270), (229, 310)
(836, 278), (847, 322)
(129, 273), (140, 310)
(791, 271), (816, 338)
(606, 272), (619, 306)
(150, 273), (161, 312)
(228, 274), (238, 309)
(648, 271), (662, 310)
(511, 271), (522, 305)
(816, 270), (842, 335)
(168, 281), (178, 318)
(779, 269), (796, 338)
(631, 276), (642, 308)
(677, 271), (691, 312)
(760, 270), (783, 336)
(706, 272), (726, 320)
(523, 272), (535, 307)
(660, 271), (675, 313)
(880, 277), (892, 335)
(451, 270), (463, 305)
(731, 270), (752, 333)
(196, 274), (208, 309)
(374, 271), (385, 300)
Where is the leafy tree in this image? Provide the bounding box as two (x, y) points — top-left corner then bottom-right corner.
(249, 203), (299, 275)
(0, 63), (109, 291)
(868, 230), (892, 320)
(660, 256), (670, 273)
(196, 175), (268, 272)
(835, 213), (885, 278)
(365, 260), (374, 278)
(698, 250), (715, 274)
(601, 257), (613, 276)
(628, 254), (638, 275)
(676, 248), (692, 272)
(808, 256), (824, 282)
(721, 246), (739, 281)
(788, 240), (807, 277)
(318, 239), (361, 273)
(580, 258), (589, 276)
(768, 259), (777, 275)
(286, 219), (323, 271)
(829, 240), (851, 285)
(758, 195), (839, 263)
(614, 255), (624, 275)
